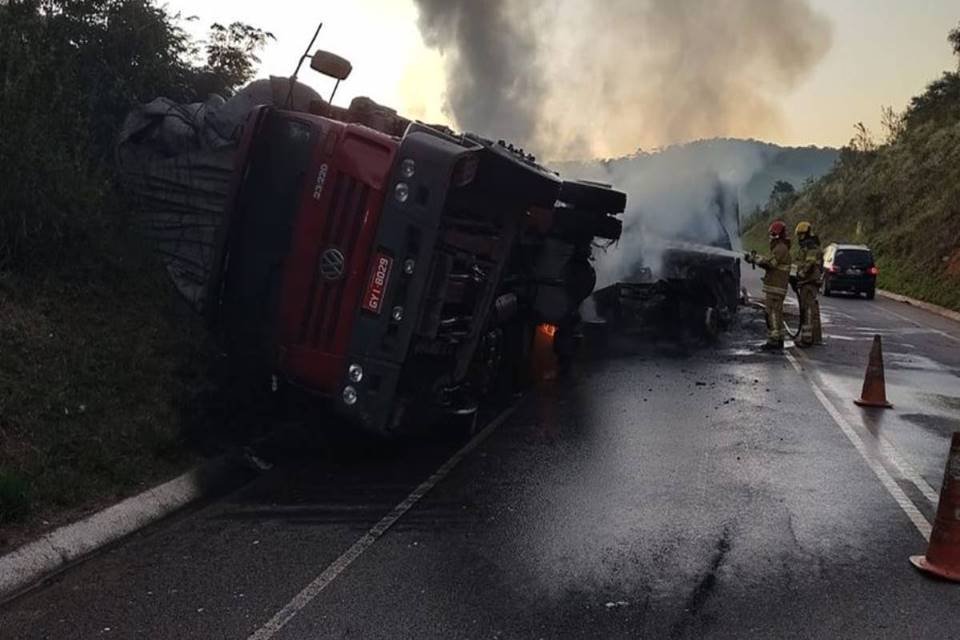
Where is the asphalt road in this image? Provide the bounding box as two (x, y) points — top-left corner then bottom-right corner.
(2, 269), (959, 639)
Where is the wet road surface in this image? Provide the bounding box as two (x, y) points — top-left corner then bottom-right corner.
(2, 271), (959, 639)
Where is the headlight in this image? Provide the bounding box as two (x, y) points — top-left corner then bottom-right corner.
(391, 306), (404, 322)
(394, 182), (409, 203)
(400, 158), (416, 178)
(342, 386), (358, 405)
(348, 363), (363, 383)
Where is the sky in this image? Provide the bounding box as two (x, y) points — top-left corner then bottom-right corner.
(165, 0), (959, 155)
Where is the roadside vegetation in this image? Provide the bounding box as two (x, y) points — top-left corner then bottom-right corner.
(0, 1), (271, 536)
(745, 23), (960, 311)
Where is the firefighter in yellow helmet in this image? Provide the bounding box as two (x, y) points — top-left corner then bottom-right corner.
(794, 220), (823, 347)
(745, 220), (792, 351)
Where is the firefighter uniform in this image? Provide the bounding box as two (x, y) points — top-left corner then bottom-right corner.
(746, 221), (792, 350)
(794, 222), (823, 347)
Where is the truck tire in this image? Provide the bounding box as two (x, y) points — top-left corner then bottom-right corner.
(559, 180), (627, 213)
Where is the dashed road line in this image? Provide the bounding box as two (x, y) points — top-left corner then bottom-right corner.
(245, 402), (521, 640)
(784, 350), (931, 541)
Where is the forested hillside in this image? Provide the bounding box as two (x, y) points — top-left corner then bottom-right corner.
(557, 139), (837, 215)
(746, 24), (960, 311)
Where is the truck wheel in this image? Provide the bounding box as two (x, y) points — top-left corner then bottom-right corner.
(559, 180), (627, 213)
(865, 287), (876, 300)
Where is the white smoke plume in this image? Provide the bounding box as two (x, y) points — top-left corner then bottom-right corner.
(559, 142), (766, 286)
(412, 0), (833, 160)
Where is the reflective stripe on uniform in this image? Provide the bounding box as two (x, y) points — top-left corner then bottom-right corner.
(801, 313), (814, 339)
(763, 284), (788, 296)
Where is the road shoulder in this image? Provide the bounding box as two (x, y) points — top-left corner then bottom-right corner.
(878, 289), (960, 324)
(0, 456), (251, 602)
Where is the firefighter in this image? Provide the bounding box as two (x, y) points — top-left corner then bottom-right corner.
(745, 220), (792, 351)
(794, 220), (823, 347)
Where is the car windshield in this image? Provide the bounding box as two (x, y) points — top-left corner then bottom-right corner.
(834, 250), (874, 268)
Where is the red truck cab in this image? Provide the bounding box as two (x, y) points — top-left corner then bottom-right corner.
(209, 105), (521, 433)
(208, 88), (624, 436)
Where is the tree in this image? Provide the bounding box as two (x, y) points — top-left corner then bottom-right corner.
(768, 180), (797, 211)
(880, 105), (905, 144)
(850, 122), (876, 153)
(201, 22), (275, 96)
(949, 21), (960, 66)
(770, 180), (795, 198)
(905, 24), (960, 127)
(0, 0), (272, 269)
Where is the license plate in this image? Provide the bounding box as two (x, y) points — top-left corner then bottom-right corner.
(848, 268), (862, 275)
(362, 252), (393, 314)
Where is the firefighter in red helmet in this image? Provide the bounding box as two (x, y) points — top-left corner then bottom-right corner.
(745, 220), (792, 351)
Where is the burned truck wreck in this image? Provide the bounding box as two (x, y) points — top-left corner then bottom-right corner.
(592, 185), (742, 340)
(119, 50), (624, 436)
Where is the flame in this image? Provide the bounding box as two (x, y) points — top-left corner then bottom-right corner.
(538, 323), (557, 338)
(532, 323), (559, 382)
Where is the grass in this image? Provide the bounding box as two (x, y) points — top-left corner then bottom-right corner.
(0, 244), (211, 539)
(0, 469), (30, 524)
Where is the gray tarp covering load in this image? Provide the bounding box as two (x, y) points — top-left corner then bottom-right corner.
(117, 77), (322, 311)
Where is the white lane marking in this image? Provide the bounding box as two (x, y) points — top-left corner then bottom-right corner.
(806, 366), (941, 506)
(784, 351), (931, 540)
(246, 404), (521, 640)
(875, 303), (960, 345)
(823, 334), (858, 342)
(876, 439), (940, 506)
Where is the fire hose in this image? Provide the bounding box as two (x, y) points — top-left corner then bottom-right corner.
(784, 277), (804, 340)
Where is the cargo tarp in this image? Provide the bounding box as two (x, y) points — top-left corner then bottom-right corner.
(117, 77), (322, 310)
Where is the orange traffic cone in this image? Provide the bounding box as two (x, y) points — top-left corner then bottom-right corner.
(854, 334), (893, 409)
(910, 432), (960, 582)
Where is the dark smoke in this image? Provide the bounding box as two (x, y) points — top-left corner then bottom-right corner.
(413, 0), (547, 147)
(412, 0), (833, 159)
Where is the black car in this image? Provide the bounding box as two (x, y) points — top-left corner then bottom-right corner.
(822, 243), (878, 299)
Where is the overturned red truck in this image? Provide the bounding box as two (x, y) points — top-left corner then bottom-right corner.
(201, 51), (625, 435)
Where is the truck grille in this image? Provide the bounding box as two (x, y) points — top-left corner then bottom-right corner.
(301, 170), (370, 349)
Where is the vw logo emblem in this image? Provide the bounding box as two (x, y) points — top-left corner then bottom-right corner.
(319, 247), (346, 281)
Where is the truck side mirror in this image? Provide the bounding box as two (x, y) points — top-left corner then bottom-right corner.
(310, 50), (352, 81)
